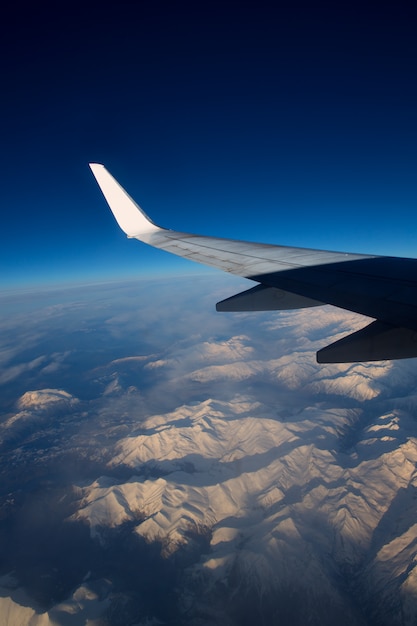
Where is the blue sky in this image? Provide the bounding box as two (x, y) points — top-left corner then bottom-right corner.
(1, 2), (417, 288)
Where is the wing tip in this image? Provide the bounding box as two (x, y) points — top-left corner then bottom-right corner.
(90, 163), (160, 237)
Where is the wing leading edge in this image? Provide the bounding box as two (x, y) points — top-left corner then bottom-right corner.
(90, 163), (417, 363)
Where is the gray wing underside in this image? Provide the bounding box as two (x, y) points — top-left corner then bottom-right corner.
(90, 163), (417, 363)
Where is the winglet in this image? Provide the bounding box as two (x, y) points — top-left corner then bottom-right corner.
(89, 163), (160, 237)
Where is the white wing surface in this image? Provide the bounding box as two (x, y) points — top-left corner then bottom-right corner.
(90, 163), (417, 363)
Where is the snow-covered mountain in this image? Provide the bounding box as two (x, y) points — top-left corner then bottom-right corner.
(1, 277), (417, 625)
(74, 393), (417, 625)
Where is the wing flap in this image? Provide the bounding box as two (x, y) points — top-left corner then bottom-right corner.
(317, 321), (417, 363)
(216, 284), (324, 311)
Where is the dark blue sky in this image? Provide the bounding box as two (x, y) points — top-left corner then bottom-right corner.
(1, 2), (416, 288)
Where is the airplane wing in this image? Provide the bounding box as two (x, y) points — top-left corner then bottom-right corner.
(89, 163), (417, 363)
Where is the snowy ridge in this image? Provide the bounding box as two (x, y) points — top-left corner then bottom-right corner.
(16, 389), (78, 410)
(75, 386), (417, 623)
(0, 577), (110, 626)
(1, 389), (79, 437)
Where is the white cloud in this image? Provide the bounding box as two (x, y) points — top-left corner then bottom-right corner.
(0, 355), (48, 385)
